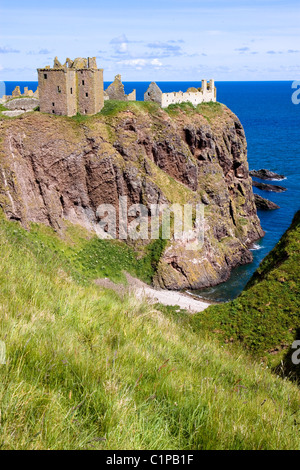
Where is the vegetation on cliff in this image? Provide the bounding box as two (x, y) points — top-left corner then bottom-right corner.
(0, 103), (299, 449)
(191, 211), (300, 369)
(0, 212), (299, 450)
(0, 101), (263, 291)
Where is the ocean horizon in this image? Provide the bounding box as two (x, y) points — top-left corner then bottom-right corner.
(3, 80), (300, 301)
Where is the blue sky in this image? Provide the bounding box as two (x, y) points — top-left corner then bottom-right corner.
(0, 0), (299, 81)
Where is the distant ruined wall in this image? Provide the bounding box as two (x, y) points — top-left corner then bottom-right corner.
(127, 89), (136, 101)
(145, 80), (217, 108)
(12, 86), (21, 97)
(105, 75), (136, 102)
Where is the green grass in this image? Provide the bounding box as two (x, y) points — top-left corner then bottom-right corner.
(195, 102), (223, 122)
(100, 100), (135, 117)
(100, 99), (161, 117)
(165, 101), (196, 116)
(0, 103), (9, 119)
(165, 101), (223, 121)
(69, 101), (161, 123)
(70, 111), (101, 124)
(0, 213), (166, 286)
(0, 213), (300, 449)
(191, 211), (300, 369)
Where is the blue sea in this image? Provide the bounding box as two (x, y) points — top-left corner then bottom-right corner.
(3, 80), (300, 301)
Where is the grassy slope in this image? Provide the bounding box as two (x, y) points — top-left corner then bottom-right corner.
(0, 215), (300, 449)
(191, 211), (300, 366)
(0, 212), (166, 286)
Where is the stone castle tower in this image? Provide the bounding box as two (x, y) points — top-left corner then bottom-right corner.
(38, 57), (104, 116)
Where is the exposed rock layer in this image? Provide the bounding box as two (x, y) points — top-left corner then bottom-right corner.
(252, 180), (287, 192)
(5, 98), (39, 111)
(254, 194), (280, 210)
(250, 169), (285, 180)
(0, 103), (264, 289)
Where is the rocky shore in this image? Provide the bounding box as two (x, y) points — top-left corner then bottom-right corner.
(250, 169), (285, 180)
(254, 194), (280, 210)
(252, 180), (287, 192)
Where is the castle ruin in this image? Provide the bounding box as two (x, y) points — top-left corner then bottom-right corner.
(104, 74), (136, 102)
(144, 80), (217, 108)
(37, 57), (104, 116)
(7, 58), (219, 116)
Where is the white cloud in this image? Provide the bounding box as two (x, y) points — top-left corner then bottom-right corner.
(118, 59), (147, 70)
(151, 58), (163, 67)
(110, 34), (129, 45)
(119, 42), (128, 53)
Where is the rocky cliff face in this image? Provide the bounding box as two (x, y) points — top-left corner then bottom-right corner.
(0, 102), (264, 289)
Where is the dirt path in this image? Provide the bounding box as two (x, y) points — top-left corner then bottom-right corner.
(95, 273), (212, 313)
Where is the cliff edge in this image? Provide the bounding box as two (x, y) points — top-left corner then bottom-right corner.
(0, 101), (264, 289)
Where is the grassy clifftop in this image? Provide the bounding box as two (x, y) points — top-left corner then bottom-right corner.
(0, 213), (299, 449)
(191, 211), (300, 367)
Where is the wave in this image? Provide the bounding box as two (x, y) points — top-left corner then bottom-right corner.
(270, 177), (287, 181)
(186, 289), (215, 298)
(250, 244), (264, 251)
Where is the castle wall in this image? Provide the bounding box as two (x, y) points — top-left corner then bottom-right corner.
(77, 69), (103, 115)
(38, 69), (77, 116)
(127, 90), (136, 101)
(145, 80), (217, 108)
(105, 75), (136, 102)
(38, 58), (104, 117)
(66, 71), (77, 116)
(95, 70), (104, 112)
(144, 82), (163, 104)
(161, 87), (216, 108)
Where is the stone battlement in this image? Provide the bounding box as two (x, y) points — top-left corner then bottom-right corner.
(144, 81), (217, 108)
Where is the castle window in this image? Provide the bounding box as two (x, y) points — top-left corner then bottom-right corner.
(70, 88), (73, 94)
(86, 92), (88, 97)
(82, 80), (85, 85)
(57, 86), (61, 93)
(52, 110), (55, 114)
(52, 102), (55, 106)
(44, 73), (47, 79)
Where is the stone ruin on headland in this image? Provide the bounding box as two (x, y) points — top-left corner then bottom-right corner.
(1, 84), (39, 102)
(1, 56), (217, 117)
(0, 85), (40, 117)
(144, 81), (216, 108)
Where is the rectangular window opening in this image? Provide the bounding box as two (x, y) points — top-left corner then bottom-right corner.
(44, 73), (47, 79)
(52, 102), (55, 106)
(86, 92), (88, 97)
(70, 88), (73, 94)
(82, 80), (85, 85)
(57, 86), (61, 93)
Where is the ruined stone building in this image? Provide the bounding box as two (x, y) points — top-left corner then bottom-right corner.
(144, 80), (217, 108)
(38, 57), (104, 116)
(104, 75), (136, 102)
